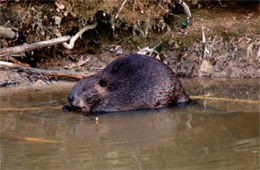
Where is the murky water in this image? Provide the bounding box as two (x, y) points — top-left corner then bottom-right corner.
(0, 78), (259, 169)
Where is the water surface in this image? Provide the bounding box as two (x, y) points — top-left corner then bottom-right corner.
(0, 78), (259, 169)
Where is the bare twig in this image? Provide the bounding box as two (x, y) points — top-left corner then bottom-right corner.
(178, 0), (192, 24)
(190, 96), (260, 104)
(1, 136), (60, 144)
(64, 56), (91, 69)
(201, 26), (206, 44)
(149, 42), (162, 56)
(246, 39), (257, 58)
(62, 22), (97, 49)
(115, 0), (128, 19)
(0, 61), (89, 80)
(8, 57), (30, 67)
(218, 0), (227, 7)
(0, 105), (63, 112)
(0, 36), (71, 57)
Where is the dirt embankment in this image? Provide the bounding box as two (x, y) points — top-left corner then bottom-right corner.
(0, 1), (259, 86)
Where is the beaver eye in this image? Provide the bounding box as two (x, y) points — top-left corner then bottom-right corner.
(98, 79), (107, 87)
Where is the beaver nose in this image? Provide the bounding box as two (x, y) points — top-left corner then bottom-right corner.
(68, 94), (75, 104)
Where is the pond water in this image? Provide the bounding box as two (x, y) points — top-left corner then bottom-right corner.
(0, 78), (259, 169)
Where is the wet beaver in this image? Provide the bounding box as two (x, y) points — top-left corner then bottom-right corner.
(65, 54), (190, 113)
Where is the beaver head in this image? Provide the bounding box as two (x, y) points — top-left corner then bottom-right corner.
(68, 74), (108, 113)
(66, 54), (191, 114)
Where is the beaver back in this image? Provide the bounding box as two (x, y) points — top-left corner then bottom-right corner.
(67, 54), (190, 113)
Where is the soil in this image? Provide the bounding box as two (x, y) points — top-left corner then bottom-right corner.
(0, 1), (259, 86)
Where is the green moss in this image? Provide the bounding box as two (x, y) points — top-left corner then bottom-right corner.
(170, 31), (201, 51)
(210, 25), (247, 40)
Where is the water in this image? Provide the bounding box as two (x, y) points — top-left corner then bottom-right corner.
(0, 78), (259, 169)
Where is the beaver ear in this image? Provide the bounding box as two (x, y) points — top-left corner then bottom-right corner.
(98, 79), (107, 87)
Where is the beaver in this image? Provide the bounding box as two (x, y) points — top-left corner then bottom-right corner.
(65, 54), (190, 113)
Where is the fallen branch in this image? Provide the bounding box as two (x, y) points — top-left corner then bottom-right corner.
(190, 96), (260, 104)
(0, 105), (63, 112)
(0, 61), (89, 80)
(178, 0), (192, 24)
(0, 36), (71, 57)
(115, 0), (128, 19)
(62, 22), (97, 49)
(8, 56), (30, 67)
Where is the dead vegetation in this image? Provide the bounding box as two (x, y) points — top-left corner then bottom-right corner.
(0, 0), (259, 86)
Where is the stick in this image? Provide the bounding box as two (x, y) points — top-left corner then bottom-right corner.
(62, 22), (97, 49)
(190, 96), (260, 104)
(0, 61), (89, 80)
(178, 0), (192, 24)
(8, 56), (30, 67)
(1, 136), (59, 144)
(115, 0), (128, 19)
(201, 26), (206, 43)
(0, 36), (71, 57)
(149, 42), (162, 56)
(0, 105), (63, 112)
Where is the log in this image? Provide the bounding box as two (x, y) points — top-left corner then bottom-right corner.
(0, 36), (71, 57)
(0, 61), (89, 80)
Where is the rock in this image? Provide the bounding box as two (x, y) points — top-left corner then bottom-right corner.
(52, 16), (62, 27)
(199, 60), (213, 77)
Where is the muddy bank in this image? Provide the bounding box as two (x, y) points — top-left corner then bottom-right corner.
(167, 35), (259, 78)
(0, 1), (259, 86)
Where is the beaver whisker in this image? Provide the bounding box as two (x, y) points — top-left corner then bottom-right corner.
(62, 105), (82, 112)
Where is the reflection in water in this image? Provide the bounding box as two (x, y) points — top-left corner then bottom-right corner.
(0, 79), (259, 169)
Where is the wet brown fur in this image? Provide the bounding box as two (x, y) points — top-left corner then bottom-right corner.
(67, 54), (190, 113)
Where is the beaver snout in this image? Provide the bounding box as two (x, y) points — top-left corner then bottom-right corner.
(65, 93), (84, 112)
(67, 91), (92, 113)
(68, 93), (75, 105)
(68, 92), (80, 109)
